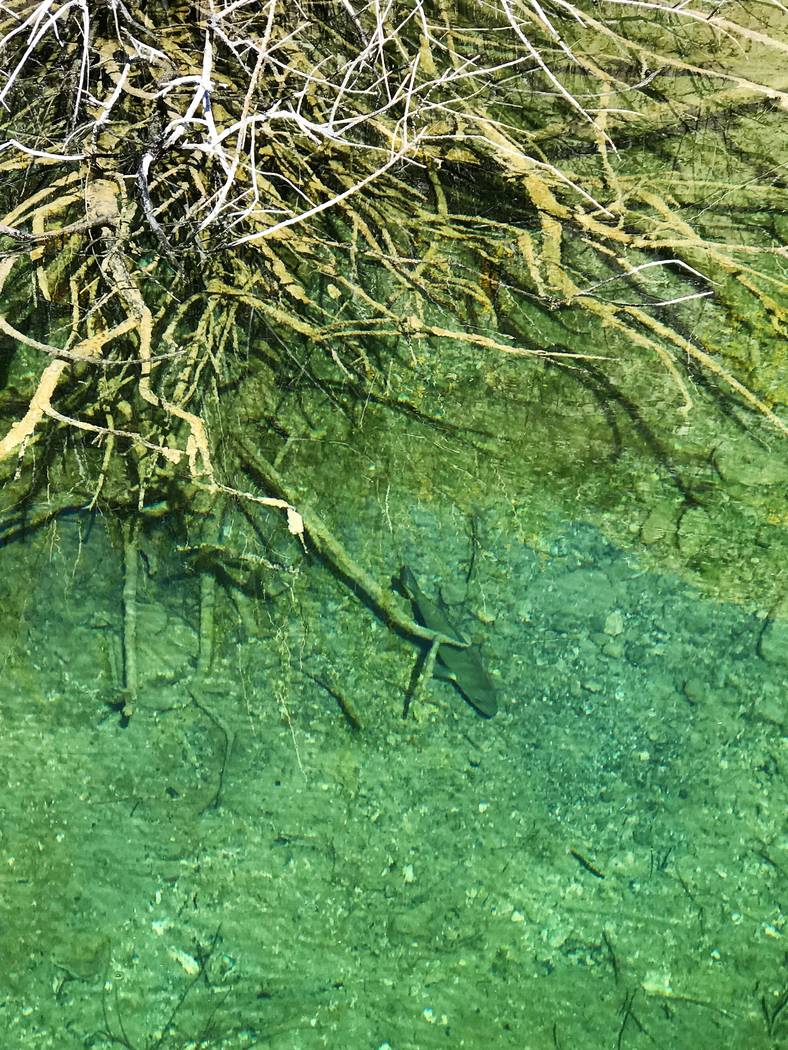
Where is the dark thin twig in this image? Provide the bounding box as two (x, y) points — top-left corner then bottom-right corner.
(304, 668), (363, 731)
(188, 689), (233, 812)
(602, 928), (620, 984)
(150, 927), (223, 1049)
(136, 152), (184, 276)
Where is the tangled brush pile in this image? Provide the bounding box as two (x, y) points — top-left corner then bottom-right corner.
(0, 0), (786, 522)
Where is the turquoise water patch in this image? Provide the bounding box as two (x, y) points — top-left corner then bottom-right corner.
(0, 505), (783, 1048)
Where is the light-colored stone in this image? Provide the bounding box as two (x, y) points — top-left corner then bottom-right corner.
(677, 506), (712, 558)
(640, 503), (677, 545)
(713, 440), (788, 487)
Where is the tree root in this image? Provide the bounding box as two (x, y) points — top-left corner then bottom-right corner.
(234, 438), (468, 654)
(121, 521), (139, 709)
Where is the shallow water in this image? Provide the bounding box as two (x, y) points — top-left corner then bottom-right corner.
(1, 1), (786, 1044)
(0, 441), (785, 1049)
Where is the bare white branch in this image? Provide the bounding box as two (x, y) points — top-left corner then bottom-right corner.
(1, 0), (784, 240)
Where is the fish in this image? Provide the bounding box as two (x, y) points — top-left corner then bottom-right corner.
(398, 566), (498, 718)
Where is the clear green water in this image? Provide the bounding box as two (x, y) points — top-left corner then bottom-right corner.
(0, 419), (785, 1049)
(2, 3), (786, 1045)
